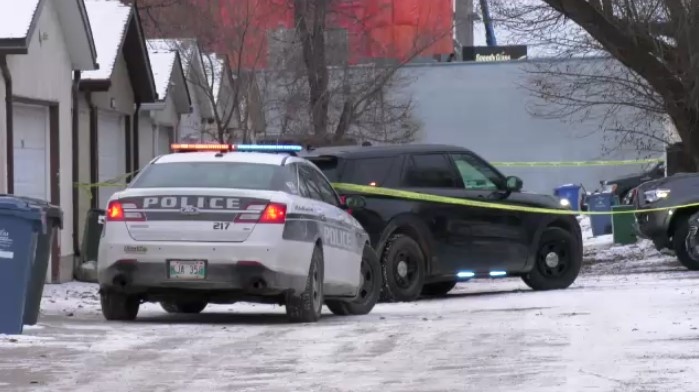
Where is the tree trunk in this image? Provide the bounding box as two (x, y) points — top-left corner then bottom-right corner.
(667, 107), (699, 171)
(294, 0), (330, 137)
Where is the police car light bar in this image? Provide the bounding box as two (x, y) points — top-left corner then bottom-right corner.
(170, 143), (303, 153)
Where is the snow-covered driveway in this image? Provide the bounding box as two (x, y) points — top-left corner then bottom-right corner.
(2, 222), (699, 391)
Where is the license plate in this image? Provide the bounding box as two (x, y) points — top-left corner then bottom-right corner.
(168, 260), (206, 280)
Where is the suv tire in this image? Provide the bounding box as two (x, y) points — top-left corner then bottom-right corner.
(380, 234), (426, 302)
(100, 291), (139, 321)
(286, 245), (324, 323)
(672, 217), (699, 270)
(522, 227), (581, 291)
(421, 280), (457, 296)
(327, 244), (382, 316)
(160, 300), (208, 314)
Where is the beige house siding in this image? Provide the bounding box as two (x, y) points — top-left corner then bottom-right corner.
(0, 0), (77, 282)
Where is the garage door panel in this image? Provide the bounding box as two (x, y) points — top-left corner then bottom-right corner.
(13, 104), (49, 201)
(98, 112), (126, 208)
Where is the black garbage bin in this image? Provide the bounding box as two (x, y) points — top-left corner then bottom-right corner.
(8, 196), (64, 326)
(76, 208), (105, 282)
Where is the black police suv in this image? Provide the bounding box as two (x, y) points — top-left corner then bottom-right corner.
(634, 172), (699, 270)
(303, 144), (583, 302)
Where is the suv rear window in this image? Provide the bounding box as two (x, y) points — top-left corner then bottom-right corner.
(130, 162), (282, 190)
(307, 156), (340, 181)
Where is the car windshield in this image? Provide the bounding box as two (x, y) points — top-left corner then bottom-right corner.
(129, 162), (282, 190)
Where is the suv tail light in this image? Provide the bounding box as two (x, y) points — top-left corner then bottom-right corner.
(106, 201), (144, 222)
(236, 203), (287, 224)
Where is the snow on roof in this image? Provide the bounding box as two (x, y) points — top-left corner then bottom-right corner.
(0, 0), (40, 39)
(81, 0), (132, 81)
(203, 53), (225, 103)
(147, 38), (198, 72)
(147, 50), (177, 101)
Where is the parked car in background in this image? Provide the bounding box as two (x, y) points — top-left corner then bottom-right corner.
(634, 172), (699, 270)
(602, 161), (665, 204)
(303, 144), (583, 302)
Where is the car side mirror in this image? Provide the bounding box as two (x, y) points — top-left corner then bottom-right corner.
(506, 176), (523, 192)
(343, 195), (367, 210)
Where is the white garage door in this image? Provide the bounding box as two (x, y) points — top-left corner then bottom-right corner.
(13, 104), (50, 201)
(98, 112), (126, 208)
(157, 126), (173, 155)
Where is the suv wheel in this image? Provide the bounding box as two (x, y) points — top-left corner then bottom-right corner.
(522, 227), (581, 291)
(673, 216), (699, 270)
(160, 300), (208, 314)
(380, 234), (426, 302)
(326, 244), (382, 316)
(421, 280), (457, 296)
(100, 291), (139, 321)
(286, 245), (324, 323)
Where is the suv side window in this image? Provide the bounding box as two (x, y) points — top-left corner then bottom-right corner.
(346, 157), (396, 186)
(449, 153), (505, 190)
(403, 153), (458, 188)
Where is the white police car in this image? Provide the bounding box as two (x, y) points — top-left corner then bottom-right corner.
(97, 143), (381, 323)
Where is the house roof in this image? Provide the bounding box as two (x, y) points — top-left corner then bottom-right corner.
(145, 48), (192, 114)
(81, 0), (131, 81)
(80, 0), (157, 103)
(148, 50), (177, 99)
(0, 0), (98, 70)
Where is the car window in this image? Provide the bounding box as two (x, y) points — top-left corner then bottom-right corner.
(449, 153), (503, 190)
(281, 164), (301, 196)
(306, 164), (340, 206)
(402, 153), (458, 188)
(298, 165), (323, 201)
(130, 162), (281, 190)
(345, 157), (395, 186)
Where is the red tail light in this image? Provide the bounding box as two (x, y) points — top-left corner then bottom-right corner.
(106, 201), (145, 222)
(258, 203), (287, 224)
(339, 195), (352, 214)
(106, 201), (124, 221)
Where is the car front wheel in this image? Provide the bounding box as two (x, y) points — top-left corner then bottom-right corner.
(327, 244), (382, 316)
(522, 227), (581, 291)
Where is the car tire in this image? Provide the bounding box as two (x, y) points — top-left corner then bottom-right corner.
(100, 291), (139, 321)
(326, 244), (382, 316)
(160, 300), (208, 314)
(672, 217), (699, 271)
(421, 280), (457, 296)
(286, 245), (324, 323)
(522, 227), (581, 291)
(380, 234), (426, 302)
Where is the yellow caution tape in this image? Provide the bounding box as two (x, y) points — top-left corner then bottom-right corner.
(491, 158), (663, 167)
(73, 171), (135, 200)
(331, 183), (699, 216)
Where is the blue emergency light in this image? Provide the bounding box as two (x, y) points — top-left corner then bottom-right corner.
(234, 144), (303, 152)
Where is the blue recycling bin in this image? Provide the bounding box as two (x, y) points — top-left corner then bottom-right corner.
(0, 196), (44, 335)
(554, 184), (583, 211)
(587, 193), (616, 237)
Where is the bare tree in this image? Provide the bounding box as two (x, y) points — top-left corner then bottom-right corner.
(489, 0), (698, 164)
(289, 0), (451, 145)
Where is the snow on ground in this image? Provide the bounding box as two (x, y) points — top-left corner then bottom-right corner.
(1, 218), (698, 391)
